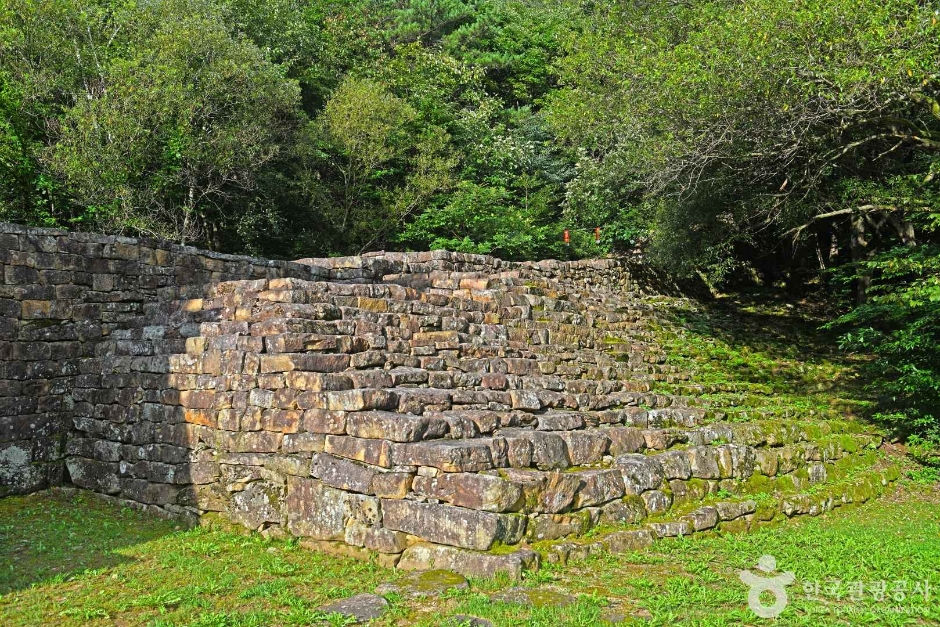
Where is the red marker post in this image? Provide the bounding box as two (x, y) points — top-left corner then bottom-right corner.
(594, 227), (601, 244)
(563, 229), (570, 246)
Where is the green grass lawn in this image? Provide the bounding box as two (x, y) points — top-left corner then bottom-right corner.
(1, 483), (938, 626)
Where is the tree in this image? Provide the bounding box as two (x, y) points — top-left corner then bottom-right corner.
(299, 76), (457, 253)
(828, 202), (940, 457)
(548, 0), (940, 284)
(47, 3), (300, 246)
(0, 0), (126, 226)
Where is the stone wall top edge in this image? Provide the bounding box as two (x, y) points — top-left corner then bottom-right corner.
(294, 249), (640, 272)
(0, 221), (640, 277)
(0, 221), (330, 274)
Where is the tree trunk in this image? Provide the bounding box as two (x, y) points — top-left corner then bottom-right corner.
(181, 186), (195, 247)
(849, 213), (870, 305)
(887, 213), (917, 247)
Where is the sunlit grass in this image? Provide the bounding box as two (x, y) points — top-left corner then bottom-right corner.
(1, 484), (938, 626)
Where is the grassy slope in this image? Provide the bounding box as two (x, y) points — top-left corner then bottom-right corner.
(646, 289), (874, 422)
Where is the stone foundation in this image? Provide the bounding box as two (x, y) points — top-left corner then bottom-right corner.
(0, 224), (893, 576)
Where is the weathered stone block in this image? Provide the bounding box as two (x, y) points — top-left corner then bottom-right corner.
(67, 457), (120, 494)
(656, 450), (692, 480)
(536, 412), (585, 431)
(344, 522), (408, 554)
(391, 438), (507, 472)
(286, 477), (378, 540)
(283, 432), (325, 453)
(558, 431), (609, 465)
(614, 454), (665, 494)
(604, 427), (646, 455)
(310, 452), (412, 498)
(526, 512), (591, 542)
(324, 435), (393, 468)
(302, 409), (347, 434)
(603, 529), (654, 553)
(501, 468), (581, 514)
(509, 390), (542, 411)
(572, 469), (625, 509)
(345, 411), (449, 443)
(686, 446), (721, 480)
(322, 389), (399, 412)
(412, 472), (523, 513)
(600, 495), (647, 524)
(397, 543), (539, 581)
(381, 499), (523, 550)
(498, 428), (569, 470)
(715, 500), (757, 521)
(641, 489), (672, 515)
(648, 520), (692, 538)
(229, 481), (283, 529)
(682, 506), (719, 531)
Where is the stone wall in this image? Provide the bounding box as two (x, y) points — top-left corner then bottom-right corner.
(0, 224), (892, 579)
(0, 223), (329, 495)
(61, 249), (646, 528)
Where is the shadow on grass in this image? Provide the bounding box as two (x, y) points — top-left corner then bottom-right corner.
(0, 489), (177, 594)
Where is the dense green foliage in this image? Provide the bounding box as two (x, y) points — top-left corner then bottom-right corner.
(2, 0), (940, 447)
(0, 0), (590, 259)
(828, 209), (940, 460)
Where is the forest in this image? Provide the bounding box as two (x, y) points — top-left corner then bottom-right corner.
(2, 0), (939, 453)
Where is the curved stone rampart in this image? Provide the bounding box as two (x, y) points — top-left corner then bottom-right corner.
(0, 223), (895, 578)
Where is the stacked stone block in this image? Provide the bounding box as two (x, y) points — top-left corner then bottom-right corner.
(1, 225), (891, 579)
(0, 223), (328, 495)
(62, 249), (884, 573)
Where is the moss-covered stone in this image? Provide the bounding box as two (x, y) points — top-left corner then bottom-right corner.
(718, 518), (749, 534)
(775, 474), (798, 493)
(839, 435), (859, 454)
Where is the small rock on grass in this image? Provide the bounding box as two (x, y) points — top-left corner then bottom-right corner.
(317, 593), (389, 623)
(450, 616), (494, 627)
(375, 569), (469, 598)
(490, 586), (576, 608)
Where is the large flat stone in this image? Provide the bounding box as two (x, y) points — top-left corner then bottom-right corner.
(324, 435), (393, 468)
(345, 411), (449, 442)
(536, 412), (585, 431)
(285, 477), (378, 541)
(411, 472), (523, 512)
(600, 496), (647, 524)
(526, 512), (591, 541)
(317, 593), (388, 624)
(374, 569), (469, 598)
(715, 499), (757, 521)
(603, 529), (655, 553)
(501, 468), (582, 514)
(682, 506), (719, 531)
(572, 469), (626, 508)
(397, 543), (539, 581)
(321, 389), (399, 412)
(605, 427), (647, 455)
(558, 431), (609, 465)
(380, 499), (524, 550)
(686, 446), (721, 479)
(655, 450), (692, 480)
(391, 438), (507, 472)
(498, 428), (569, 470)
(614, 454), (665, 494)
(310, 452), (413, 498)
